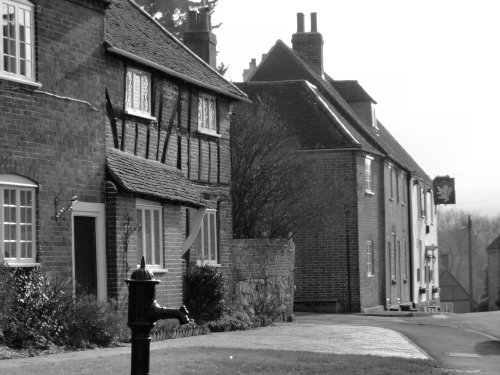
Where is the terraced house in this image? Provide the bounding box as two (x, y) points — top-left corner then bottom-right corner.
(0, 0), (247, 307)
(238, 13), (438, 312)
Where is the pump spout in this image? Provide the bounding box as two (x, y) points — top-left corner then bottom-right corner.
(148, 303), (192, 325)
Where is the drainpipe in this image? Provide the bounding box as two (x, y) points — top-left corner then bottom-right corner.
(407, 173), (415, 306)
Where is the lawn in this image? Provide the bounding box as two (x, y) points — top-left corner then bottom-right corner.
(2, 346), (448, 374)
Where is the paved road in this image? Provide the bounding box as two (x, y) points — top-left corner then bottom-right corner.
(299, 313), (500, 375)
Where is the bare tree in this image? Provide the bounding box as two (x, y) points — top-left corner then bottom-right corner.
(438, 208), (500, 307)
(135, 0), (218, 39)
(231, 97), (337, 239)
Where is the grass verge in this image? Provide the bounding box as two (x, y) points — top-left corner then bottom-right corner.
(1, 346), (447, 374)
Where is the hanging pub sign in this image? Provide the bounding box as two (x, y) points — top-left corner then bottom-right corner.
(433, 176), (456, 205)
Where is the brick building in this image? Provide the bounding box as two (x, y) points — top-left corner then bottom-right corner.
(0, 0), (247, 308)
(237, 12), (438, 312)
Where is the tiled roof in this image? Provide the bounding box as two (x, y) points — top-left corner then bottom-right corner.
(487, 234), (500, 251)
(107, 148), (207, 208)
(330, 79), (377, 104)
(105, 0), (248, 102)
(236, 81), (378, 153)
(249, 39), (431, 182)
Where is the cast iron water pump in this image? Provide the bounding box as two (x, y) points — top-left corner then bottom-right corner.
(125, 257), (192, 375)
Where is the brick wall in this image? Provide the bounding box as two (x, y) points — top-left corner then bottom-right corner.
(356, 153), (385, 310)
(0, 0), (107, 275)
(293, 151), (360, 312)
(232, 238), (295, 321)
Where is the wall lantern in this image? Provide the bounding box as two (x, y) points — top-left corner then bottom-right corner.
(425, 245), (438, 262)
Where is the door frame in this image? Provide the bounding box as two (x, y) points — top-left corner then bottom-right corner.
(72, 202), (106, 301)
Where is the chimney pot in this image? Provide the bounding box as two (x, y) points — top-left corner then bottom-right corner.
(200, 8), (210, 31)
(188, 10), (198, 30)
(311, 12), (318, 32)
(297, 13), (305, 32)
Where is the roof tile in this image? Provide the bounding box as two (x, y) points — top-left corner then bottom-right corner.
(106, 0), (247, 101)
(107, 148), (207, 208)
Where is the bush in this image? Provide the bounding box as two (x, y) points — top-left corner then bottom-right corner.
(184, 265), (228, 323)
(206, 311), (253, 332)
(0, 264), (127, 349)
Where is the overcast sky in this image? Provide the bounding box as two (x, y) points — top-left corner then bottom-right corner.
(211, 0), (500, 217)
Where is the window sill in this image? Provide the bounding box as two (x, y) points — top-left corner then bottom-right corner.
(0, 74), (42, 88)
(151, 268), (168, 274)
(197, 129), (221, 138)
(388, 197), (394, 201)
(124, 109), (157, 122)
(365, 190), (375, 196)
(196, 260), (221, 267)
(3, 262), (40, 267)
(135, 265), (168, 274)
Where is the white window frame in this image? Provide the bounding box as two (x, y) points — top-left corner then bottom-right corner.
(125, 68), (153, 119)
(200, 209), (218, 264)
(401, 172), (406, 206)
(388, 164), (394, 200)
(198, 93), (218, 135)
(0, 174), (37, 265)
(0, 0), (37, 85)
(136, 199), (163, 268)
(365, 156), (374, 194)
(371, 104), (378, 129)
(366, 240), (374, 276)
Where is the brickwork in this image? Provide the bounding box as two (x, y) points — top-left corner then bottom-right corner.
(293, 151), (360, 312)
(356, 153), (385, 310)
(0, 1), (107, 278)
(232, 239), (295, 320)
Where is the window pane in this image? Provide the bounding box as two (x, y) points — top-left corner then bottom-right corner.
(198, 98), (204, 128)
(209, 213), (216, 261)
(136, 209), (143, 263)
(141, 75), (149, 113)
(133, 73), (141, 111)
(202, 217), (209, 258)
(153, 210), (160, 265)
(126, 71), (133, 109)
(145, 209), (152, 263)
(203, 98), (209, 129)
(209, 99), (216, 130)
(4, 242), (12, 258)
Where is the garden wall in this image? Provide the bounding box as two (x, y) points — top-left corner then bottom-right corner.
(232, 239), (295, 321)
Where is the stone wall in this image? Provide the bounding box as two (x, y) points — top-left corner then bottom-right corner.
(232, 239), (295, 321)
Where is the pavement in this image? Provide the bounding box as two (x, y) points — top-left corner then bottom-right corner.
(0, 312), (431, 371)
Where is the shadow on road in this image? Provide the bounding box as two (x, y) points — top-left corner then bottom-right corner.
(474, 340), (500, 356)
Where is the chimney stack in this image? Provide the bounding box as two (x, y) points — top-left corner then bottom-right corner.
(291, 12), (323, 76)
(242, 58), (257, 82)
(183, 8), (217, 68)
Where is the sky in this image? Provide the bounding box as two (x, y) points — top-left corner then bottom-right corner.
(210, 0), (500, 218)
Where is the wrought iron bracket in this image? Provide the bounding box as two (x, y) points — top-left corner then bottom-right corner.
(55, 195), (78, 222)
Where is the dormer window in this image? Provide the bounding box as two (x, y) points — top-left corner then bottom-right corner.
(198, 94), (217, 134)
(125, 68), (152, 118)
(1, 0), (35, 83)
(371, 104), (378, 129)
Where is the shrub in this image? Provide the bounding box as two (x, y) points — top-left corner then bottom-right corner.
(206, 311), (253, 332)
(0, 264), (127, 349)
(184, 265), (228, 323)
